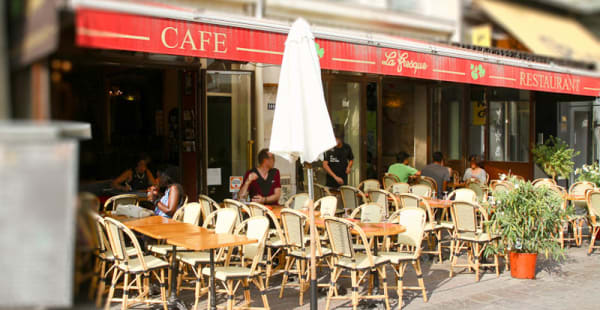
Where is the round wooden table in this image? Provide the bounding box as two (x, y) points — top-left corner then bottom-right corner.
(424, 198), (453, 209)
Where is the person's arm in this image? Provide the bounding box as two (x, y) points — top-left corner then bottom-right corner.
(323, 160), (343, 184)
(346, 160), (354, 175)
(146, 170), (158, 186)
(111, 170), (132, 191)
(155, 185), (181, 217)
(463, 168), (471, 181)
(238, 171), (257, 200)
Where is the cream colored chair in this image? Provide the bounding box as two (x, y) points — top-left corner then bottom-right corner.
(585, 189), (600, 254)
(367, 189), (400, 218)
(448, 188), (478, 203)
(198, 194), (220, 225)
(358, 179), (381, 193)
(381, 207), (428, 308)
(222, 199), (251, 225)
(323, 216), (391, 310)
(410, 184), (432, 198)
(546, 185), (574, 248)
(569, 181), (596, 245)
(382, 173), (401, 191)
(201, 216), (271, 310)
(398, 194), (443, 262)
(489, 180), (514, 196)
(285, 193), (310, 210)
(449, 201), (500, 282)
(532, 178), (557, 187)
(316, 196), (338, 217)
(389, 182), (410, 195)
(279, 208), (331, 305)
(103, 217), (169, 310)
(176, 208), (239, 308)
(339, 186), (367, 215)
(103, 194), (138, 212)
(247, 202), (288, 288)
(350, 203), (386, 223)
(314, 184), (332, 201)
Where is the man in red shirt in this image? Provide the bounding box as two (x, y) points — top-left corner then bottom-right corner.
(238, 149), (281, 204)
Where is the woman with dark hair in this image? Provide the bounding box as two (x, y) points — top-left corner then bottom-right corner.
(147, 166), (185, 218)
(463, 155), (487, 184)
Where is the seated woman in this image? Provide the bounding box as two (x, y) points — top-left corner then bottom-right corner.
(111, 155), (157, 192)
(147, 166), (185, 218)
(463, 155), (487, 184)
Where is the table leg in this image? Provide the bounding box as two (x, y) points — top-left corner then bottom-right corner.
(167, 245), (186, 310)
(210, 249), (217, 310)
(372, 237), (379, 290)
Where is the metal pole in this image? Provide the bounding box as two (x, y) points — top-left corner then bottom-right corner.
(307, 164), (318, 310)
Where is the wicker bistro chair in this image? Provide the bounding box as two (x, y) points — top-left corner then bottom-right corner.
(382, 173), (401, 191)
(314, 184), (333, 201)
(448, 188), (478, 203)
(544, 185), (574, 248)
(532, 178), (557, 187)
(398, 194), (444, 262)
(285, 193), (310, 210)
(198, 195), (220, 226)
(358, 179), (381, 193)
(316, 196), (338, 217)
(148, 202), (203, 255)
(367, 189), (400, 218)
(350, 203), (386, 223)
(569, 181), (596, 245)
(449, 201), (500, 282)
(201, 216), (271, 310)
(175, 208), (239, 308)
(585, 189), (600, 254)
(323, 216), (391, 310)
(222, 199), (251, 226)
(410, 184), (433, 198)
(389, 182), (410, 195)
(415, 176), (437, 194)
(380, 208), (428, 308)
(80, 192), (101, 212)
(103, 217), (170, 310)
(489, 180), (514, 196)
(466, 181), (487, 202)
(89, 212), (138, 307)
(103, 194), (139, 212)
(247, 203), (288, 288)
(339, 186), (367, 215)
(279, 208), (332, 305)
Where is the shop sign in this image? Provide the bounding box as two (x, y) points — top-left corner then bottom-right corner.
(229, 176), (243, 192)
(76, 8), (600, 97)
(472, 101), (486, 126)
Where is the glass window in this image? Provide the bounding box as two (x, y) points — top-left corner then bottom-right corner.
(330, 81), (361, 186)
(468, 87), (486, 158)
(429, 85), (463, 161)
(488, 89), (530, 162)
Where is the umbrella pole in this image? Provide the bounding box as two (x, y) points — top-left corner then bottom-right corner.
(306, 164), (318, 310)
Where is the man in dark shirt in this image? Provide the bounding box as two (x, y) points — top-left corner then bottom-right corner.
(421, 151), (452, 198)
(239, 149), (281, 204)
(323, 134), (354, 188)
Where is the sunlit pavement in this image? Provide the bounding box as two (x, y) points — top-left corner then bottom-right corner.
(76, 242), (600, 310)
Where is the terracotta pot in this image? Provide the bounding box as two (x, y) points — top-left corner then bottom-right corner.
(510, 252), (537, 279)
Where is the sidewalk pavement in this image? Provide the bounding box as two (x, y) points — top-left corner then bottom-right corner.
(82, 242), (600, 310)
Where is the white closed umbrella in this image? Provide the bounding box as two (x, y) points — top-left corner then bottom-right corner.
(269, 18), (335, 310)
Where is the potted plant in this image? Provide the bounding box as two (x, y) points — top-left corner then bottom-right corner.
(575, 162), (600, 187)
(531, 135), (579, 181)
(486, 179), (572, 279)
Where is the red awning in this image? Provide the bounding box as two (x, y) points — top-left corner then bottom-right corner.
(72, 1), (600, 97)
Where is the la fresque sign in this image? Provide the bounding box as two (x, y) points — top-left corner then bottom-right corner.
(76, 8), (600, 97)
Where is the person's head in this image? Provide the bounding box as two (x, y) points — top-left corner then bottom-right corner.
(158, 166), (179, 187)
(134, 154), (151, 173)
(432, 152), (444, 164)
(257, 148), (275, 169)
(469, 155), (481, 169)
(334, 131), (344, 147)
(396, 151), (410, 165)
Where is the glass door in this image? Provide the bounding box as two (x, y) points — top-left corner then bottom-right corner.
(204, 71), (252, 201)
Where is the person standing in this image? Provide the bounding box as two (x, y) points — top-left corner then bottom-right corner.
(323, 134), (354, 188)
(238, 149), (282, 204)
(388, 151), (420, 183)
(421, 151), (452, 198)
